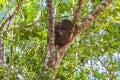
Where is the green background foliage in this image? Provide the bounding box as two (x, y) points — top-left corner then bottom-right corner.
(0, 0), (120, 79)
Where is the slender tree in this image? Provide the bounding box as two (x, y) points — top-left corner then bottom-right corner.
(44, 0), (56, 68)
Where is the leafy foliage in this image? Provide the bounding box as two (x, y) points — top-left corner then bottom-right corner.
(0, 0), (120, 79)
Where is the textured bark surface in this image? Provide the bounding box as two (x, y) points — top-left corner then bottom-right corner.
(44, 0), (56, 68)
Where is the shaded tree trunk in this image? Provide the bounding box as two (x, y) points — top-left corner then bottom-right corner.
(44, 0), (56, 68)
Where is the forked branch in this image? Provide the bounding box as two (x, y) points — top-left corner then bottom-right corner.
(54, 0), (113, 69)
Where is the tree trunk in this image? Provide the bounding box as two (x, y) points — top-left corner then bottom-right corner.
(44, 0), (56, 68)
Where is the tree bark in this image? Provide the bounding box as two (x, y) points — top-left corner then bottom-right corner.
(72, 0), (82, 25)
(44, 0), (56, 68)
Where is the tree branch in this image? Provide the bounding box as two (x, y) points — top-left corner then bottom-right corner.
(93, 54), (116, 79)
(54, 0), (113, 69)
(72, 0), (82, 25)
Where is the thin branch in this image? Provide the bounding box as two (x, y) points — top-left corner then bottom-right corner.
(6, 46), (13, 80)
(35, 0), (43, 22)
(85, 41), (116, 78)
(0, 38), (4, 67)
(72, 0), (83, 25)
(0, 0), (23, 32)
(5, 2), (13, 32)
(66, 0), (112, 49)
(93, 54), (116, 79)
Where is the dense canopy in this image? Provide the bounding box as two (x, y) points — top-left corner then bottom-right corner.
(0, 0), (120, 79)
